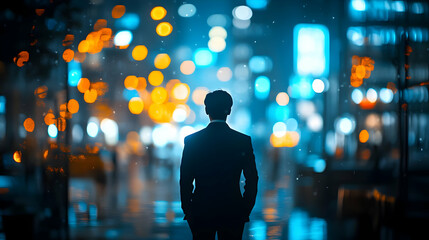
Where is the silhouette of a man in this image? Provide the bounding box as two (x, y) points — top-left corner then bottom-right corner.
(180, 90), (258, 240)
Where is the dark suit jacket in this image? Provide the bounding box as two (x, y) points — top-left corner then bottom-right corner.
(180, 122), (258, 223)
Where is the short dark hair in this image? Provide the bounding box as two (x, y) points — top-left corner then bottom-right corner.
(204, 90), (233, 119)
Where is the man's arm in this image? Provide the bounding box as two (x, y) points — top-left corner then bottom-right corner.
(242, 136), (258, 216)
(180, 136), (194, 217)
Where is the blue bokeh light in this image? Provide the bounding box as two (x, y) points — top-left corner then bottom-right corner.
(246, 0), (268, 9)
(68, 60), (81, 87)
(114, 13), (140, 30)
(122, 89), (140, 101)
(254, 76), (270, 100)
(193, 48), (216, 66)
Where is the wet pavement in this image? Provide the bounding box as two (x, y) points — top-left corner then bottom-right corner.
(68, 150), (330, 240)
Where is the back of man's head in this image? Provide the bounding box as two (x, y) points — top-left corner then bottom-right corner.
(204, 90), (233, 120)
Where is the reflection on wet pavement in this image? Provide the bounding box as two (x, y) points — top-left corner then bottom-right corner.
(69, 154), (327, 240)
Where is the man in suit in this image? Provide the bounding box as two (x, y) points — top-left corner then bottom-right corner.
(180, 90), (259, 240)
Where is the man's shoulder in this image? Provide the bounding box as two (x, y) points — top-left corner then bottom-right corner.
(184, 128), (206, 143)
(228, 128), (251, 141)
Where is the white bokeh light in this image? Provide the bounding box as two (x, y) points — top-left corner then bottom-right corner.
(312, 79), (325, 93)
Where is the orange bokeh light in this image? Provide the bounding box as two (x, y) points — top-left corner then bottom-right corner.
(359, 129), (369, 143)
(77, 78), (90, 93)
(180, 60), (196, 75)
(151, 87), (168, 104)
(156, 22), (173, 37)
(74, 52), (86, 63)
(78, 40), (89, 53)
(151, 6), (167, 20)
(148, 71), (164, 86)
(14, 51), (29, 67)
(68, 99), (79, 114)
(154, 53), (171, 69)
(112, 5), (126, 19)
(34, 85), (48, 98)
(132, 45), (148, 61)
(13, 151), (22, 163)
(62, 34), (74, 46)
(35, 9), (45, 16)
(57, 117), (66, 132)
(124, 75), (139, 90)
(23, 118), (35, 132)
(128, 97), (144, 114)
(44, 111), (56, 125)
(137, 77), (147, 90)
(84, 89), (98, 103)
(94, 19), (107, 31)
(62, 49), (74, 62)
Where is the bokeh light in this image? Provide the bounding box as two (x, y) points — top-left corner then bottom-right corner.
(366, 88), (378, 103)
(217, 67), (233, 82)
(307, 113), (323, 132)
(62, 49), (74, 62)
(178, 4), (196, 17)
(23, 118), (35, 132)
(312, 79), (325, 93)
(154, 53), (171, 69)
(351, 88), (364, 104)
(67, 99), (79, 114)
(180, 60), (196, 75)
(156, 22), (173, 37)
(208, 37), (226, 52)
(124, 75), (139, 90)
(151, 6), (167, 20)
(233, 6), (253, 20)
(359, 129), (369, 143)
(193, 48), (215, 67)
(84, 89), (98, 103)
(114, 30), (133, 46)
(151, 87), (168, 104)
(112, 5), (126, 19)
(48, 124), (58, 138)
(77, 78), (90, 93)
(209, 26), (227, 39)
(132, 45), (148, 61)
(87, 120), (99, 138)
(380, 88), (393, 103)
(276, 92), (290, 106)
(273, 122), (287, 137)
(128, 97), (144, 114)
(172, 83), (190, 101)
(192, 87), (209, 105)
(255, 76), (270, 100)
(44, 111), (56, 126)
(13, 151), (22, 163)
(148, 71), (164, 86)
(173, 108), (187, 122)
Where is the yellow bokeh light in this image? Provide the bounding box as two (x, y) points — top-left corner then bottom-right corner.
(270, 131), (300, 148)
(124, 75), (139, 90)
(148, 103), (165, 122)
(154, 53), (171, 69)
(359, 129), (369, 143)
(276, 92), (290, 106)
(62, 49), (74, 62)
(137, 77), (147, 90)
(84, 89), (98, 103)
(151, 87), (168, 104)
(68, 99), (79, 114)
(132, 45), (148, 61)
(112, 5), (126, 18)
(172, 83), (190, 101)
(13, 151), (22, 163)
(192, 87), (209, 105)
(156, 22), (173, 37)
(180, 60), (196, 75)
(77, 78), (90, 93)
(148, 71), (164, 86)
(151, 6), (167, 20)
(23, 118), (35, 132)
(128, 97), (144, 114)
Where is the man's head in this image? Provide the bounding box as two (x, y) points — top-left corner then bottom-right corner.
(204, 90), (233, 120)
